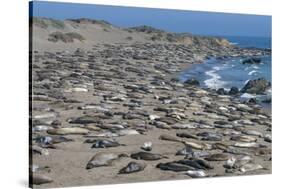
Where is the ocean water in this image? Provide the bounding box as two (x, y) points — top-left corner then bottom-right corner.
(179, 36), (272, 103)
(223, 36), (271, 49)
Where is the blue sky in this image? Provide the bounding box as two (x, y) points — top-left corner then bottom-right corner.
(30, 1), (271, 37)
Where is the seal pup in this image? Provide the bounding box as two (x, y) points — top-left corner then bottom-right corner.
(32, 175), (53, 185)
(224, 157), (237, 169)
(176, 146), (193, 156)
(86, 152), (128, 169)
(264, 134), (272, 143)
(130, 152), (168, 161)
(141, 142), (152, 151)
(118, 162), (146, 174)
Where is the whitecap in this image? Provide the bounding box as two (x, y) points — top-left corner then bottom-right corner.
(204, 69), (226, 89)
(251, 65), (260, 69)
(213, 66), (221, 71)
(244, 79), (250, 84)
(240, 93), (256, 99)
(244, 67), (250, 71)
(248, 70), (260, 76)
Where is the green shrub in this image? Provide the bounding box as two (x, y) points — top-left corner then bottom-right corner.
(33, 17), (48, 29)
(48, 32), (85, 43)
(65, 32), (85, 41)
(49, 19), (65, 29)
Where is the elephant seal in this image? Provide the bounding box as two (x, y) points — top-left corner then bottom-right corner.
(159, 134), (183, 143)
(224, 157), (237, 169)
(188, 158), (214, 169)
(197, 132), (222, 141)
(141, 142), (152, 151)
(212, 143), (228, 150)
(34, 136), (73, 146)
(186, 170), (208, 178)
(224, 156), (252, 169)
(176, 146), (193, 156)
(230, 135), (257, 142)
(177, 158), (213, 170)
(32, 146), (49, 156)
(239, 163), (263, 173)
(118, 162), (146, 174)
(242, 130), (263, 137)
(190, 151), (210, 159)
(47, 127), (89, 135)
(86, 152), (128, 169)
(32, 175), (53, 185)
(264, 134), (272, 143)
(156, 162), (195, 172)
(176, 132), (199, 140)
(183, 141), (210, 150)
(130, 152), (168, 161)
(90, 139), (125, 148)
(205, 153), (230, 161)
(233, 142), (259, 148)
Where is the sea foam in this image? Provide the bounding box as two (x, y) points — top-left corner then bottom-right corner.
(204, 67), (227, 89)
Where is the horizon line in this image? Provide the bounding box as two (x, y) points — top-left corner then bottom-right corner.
(31, 16), (272, 38)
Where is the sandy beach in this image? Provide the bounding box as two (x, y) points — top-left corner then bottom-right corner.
(30, 17), (272, 188)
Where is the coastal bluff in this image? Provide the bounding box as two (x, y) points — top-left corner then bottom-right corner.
(31, 17), (232, 51)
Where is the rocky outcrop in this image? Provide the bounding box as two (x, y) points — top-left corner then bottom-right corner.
(184, 78), (200, 86)
(241, 78), (271, 94)
(216, 88), (227, 95)
(228, 87), (239, 95)
(242, 57), (262, 64)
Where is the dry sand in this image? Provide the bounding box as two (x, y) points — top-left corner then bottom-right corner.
(30, 17), (272, 188)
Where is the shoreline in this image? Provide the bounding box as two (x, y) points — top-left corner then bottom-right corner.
(31, 40), (272, 188)
(178, 54), (271, 109)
